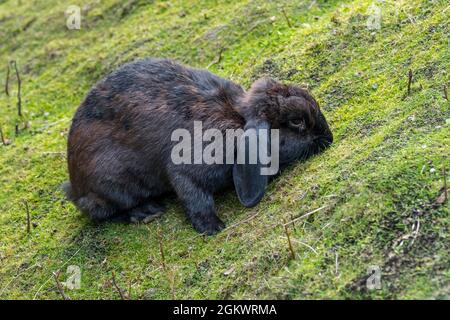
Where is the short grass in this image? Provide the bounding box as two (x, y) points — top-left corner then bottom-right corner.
(0, 0), (449, 299)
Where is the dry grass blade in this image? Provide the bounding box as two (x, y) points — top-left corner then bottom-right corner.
(23, 200), (31, 233)
(282, 205), (328, 227)
(283, 219), (296, 260)
(111, 271), (128, 300)
(444, 165), (448, 203)
(5, 62), (10, 96)
(0, 125), (10, 146)
(281, 7), (293, 28)
(11, 61), (22, 117)
(407, 69), (413, 95)
(207, 47), (224, 68)
(291, 238), (318, 255)
(157, 226), (166, 271)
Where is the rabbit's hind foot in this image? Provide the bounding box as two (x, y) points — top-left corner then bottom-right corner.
(127, 201), (166, 224)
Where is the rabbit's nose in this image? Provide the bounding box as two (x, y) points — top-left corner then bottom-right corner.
(314, 134), (333, 150)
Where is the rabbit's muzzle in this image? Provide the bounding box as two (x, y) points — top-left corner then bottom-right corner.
(279, 129), (333, 165)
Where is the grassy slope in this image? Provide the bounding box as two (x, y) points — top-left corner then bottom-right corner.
(0, 0), (448, 299)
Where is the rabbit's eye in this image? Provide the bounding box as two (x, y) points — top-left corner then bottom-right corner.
(289, 118), (306, 131)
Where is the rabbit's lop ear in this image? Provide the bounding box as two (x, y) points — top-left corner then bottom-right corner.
(233, 119), (271, 208)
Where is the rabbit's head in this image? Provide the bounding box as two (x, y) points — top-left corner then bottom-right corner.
(233, 77), (333, 207)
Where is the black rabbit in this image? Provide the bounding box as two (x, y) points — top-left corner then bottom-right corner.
(65, 58), (332, 235)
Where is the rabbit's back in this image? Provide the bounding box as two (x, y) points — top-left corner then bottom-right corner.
(72, 58), (245, 129)
(67, 58), (246, 213)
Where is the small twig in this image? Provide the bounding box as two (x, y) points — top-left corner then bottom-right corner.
(282, 205), (328, 227)
(409, 218), (421, 248)
(444, 85), (449, 101)
(308, 0), (317, 10)
(282, 219), (295, 260)
(42, 151), (66, 157)
(23, 200), (31, 233)
(407, 14), (416, 24)
(168, 269), (176, 299)
(334, 248), (339, 275)
(207, 48), (224, 68)
(280, 7), (293, 28)
(407, 69), (413, 96)
(128, 279), (132, 300)
(290, 238), (318, 254)
(157, 227), (166, 271)
(290, 213), (296, 231)
(223, 211), (259, 232)
(0, 125), (8, 145)
(12, 61), (22, 117)
(33, 246), (83, 300)
(52, 270), (70, 300)
(111, 271), (127, 300)
(444, 165), (448, 203)
(5, 62), (10, 96)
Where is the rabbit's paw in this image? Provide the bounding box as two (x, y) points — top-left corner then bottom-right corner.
(191, 213), (225, 235)
(128, 201), (165, 223)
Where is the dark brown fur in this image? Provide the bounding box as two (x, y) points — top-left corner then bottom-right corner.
(66, 58), (332, 234)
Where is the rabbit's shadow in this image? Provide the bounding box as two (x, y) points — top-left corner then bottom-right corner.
(59, 160), (299, 272)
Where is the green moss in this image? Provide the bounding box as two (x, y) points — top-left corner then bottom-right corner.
(0, 0), (448, 299)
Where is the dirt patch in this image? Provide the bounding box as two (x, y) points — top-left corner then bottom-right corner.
(250, 59), (283, 82)
(345, 196), (449, 297)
